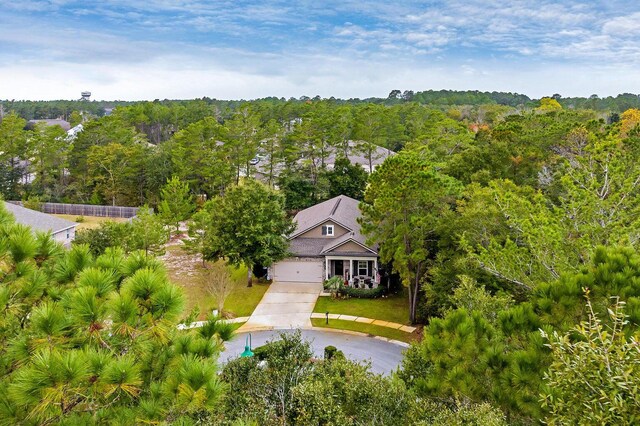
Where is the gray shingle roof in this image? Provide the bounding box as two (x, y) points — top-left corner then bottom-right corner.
(325, 140), (394, 171)
(321, 231), (375, 254)
(27, 119), (71, 131)
(289, 195), (376, 255)
(4, 202), (77, 234)
(253, 141), (394, 180)
(288, 238), (327, 256)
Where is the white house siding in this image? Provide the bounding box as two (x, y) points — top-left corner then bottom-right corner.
(52, 226), (76, 248)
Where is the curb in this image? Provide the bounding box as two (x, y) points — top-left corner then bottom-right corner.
(177, 316), (250, 330)
(309, 313), (416, 333)
(231, 325), (411, 348)
(306, 326), (411, 348)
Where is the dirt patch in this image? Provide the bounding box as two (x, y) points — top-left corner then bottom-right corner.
(161, 244), (203, 281)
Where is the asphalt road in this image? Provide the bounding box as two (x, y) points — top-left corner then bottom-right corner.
(219, 329), (408, 375)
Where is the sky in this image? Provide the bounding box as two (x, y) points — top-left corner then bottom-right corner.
(1, 0), (640, 101)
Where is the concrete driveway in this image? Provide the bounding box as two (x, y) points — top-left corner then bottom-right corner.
(220, 329), (407, 375)
(238, 281), (323, 331)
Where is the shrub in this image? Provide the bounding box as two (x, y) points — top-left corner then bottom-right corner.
(323, 276), (343, 293)
(324, 345), (337, 359)
(340, 284), (386, 299)
(252, 342), (277, 360)
(75, 216), (85, 223)
(324, 345), (345, 360)
(22, 196), (43, 211)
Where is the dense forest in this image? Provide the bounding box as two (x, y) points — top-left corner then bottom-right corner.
(1, 92), (640, 424)
(2, 89), (640, 120)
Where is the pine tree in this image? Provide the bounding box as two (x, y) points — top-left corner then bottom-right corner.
(158, 175), (194, 235)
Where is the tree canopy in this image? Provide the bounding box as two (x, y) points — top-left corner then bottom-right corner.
(194, 179), (294, 285)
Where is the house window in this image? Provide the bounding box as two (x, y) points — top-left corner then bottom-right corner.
(322, 225), (334, 236)
(358, 260), (368, 276)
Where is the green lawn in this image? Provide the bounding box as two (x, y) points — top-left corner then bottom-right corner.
(52, 214), (128, 230)
(224, 282), (270, 317)
(313, 288), (410, 325)
(163, 245), (269, 320)
(311, 318), (417, 343)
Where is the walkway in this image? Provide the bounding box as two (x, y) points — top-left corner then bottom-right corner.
(238, 281), (323, 331)
(310, 312), (417, 333)
(220, 329), (407, 375)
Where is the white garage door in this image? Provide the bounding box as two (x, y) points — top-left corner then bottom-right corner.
(273, 259), (324, 283)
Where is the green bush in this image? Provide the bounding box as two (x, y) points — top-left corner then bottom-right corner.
(324, 345), (337, 359)
(22, 196), (43, 211)
(323, 276), (343, 292)
(324, 345), (345, 361)
(252, 342), (277, 360)
(75, 215), (85, 223)
(340, 284), (386, 299)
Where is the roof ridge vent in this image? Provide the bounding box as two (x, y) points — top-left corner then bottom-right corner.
(329, 197), (342, 216)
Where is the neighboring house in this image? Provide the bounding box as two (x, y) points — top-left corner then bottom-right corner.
(324, 140), (395, 173)
(67, 123), (84, 139)
(26, 119), (71, 131)
(4, 202), (77, 247)
(270, 195), (379, 286)
(251, 140), (395, 183)
(18, 120), (78, 184)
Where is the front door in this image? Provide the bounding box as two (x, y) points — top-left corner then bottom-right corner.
(334, 260), (344, 276)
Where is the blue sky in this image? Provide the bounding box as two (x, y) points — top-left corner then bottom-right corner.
(1, 1), (640, 100)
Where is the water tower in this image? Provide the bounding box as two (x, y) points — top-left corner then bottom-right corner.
(80, 91), (91, 101)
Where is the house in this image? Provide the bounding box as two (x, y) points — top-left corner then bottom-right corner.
(67, 123), (84, 139)
(270, 195), (379, 286)
(4, 202), (77, 247)
(251, 140), (395, 183)
(323, 140), (395, 173)
(26, 119), (71, 131)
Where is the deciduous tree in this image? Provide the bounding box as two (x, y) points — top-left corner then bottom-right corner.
(196, 179), (294, 286)
(541, 297), (640, 425)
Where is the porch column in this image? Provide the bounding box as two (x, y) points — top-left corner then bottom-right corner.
(374, 258), (378, 282)
(325, 258), (330, 280)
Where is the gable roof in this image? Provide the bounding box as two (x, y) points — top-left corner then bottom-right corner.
(4, 202), (77, 234)
(320, 232), (376, 255)
(252, 140), (394, 180)
(27, 119), (71, 131)
(325, 140), (395, 171)
(292, 195), (358, 237)
(290, 195), (376, 255)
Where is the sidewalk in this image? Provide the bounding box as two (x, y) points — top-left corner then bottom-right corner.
(310, 313), (417, 333)
(179, 312), (417, 339)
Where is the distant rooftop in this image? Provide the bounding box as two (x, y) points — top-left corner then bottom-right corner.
(4, 202), (77, 234)
(325, 140), (395, 171)
(27, 119), (71, 131)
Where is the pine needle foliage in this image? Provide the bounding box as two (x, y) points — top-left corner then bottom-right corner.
(0, 206), (234, 424)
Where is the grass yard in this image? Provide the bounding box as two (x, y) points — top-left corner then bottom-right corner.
(311, 318), (418, 344)
(52, 214), (128, 230)
(224, 283), (270, 317)
(313, 288), (410, 325)
(162, 244), (269, 320)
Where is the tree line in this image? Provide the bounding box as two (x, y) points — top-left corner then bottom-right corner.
(3, 94), (640, 423)
(356, 100), (640, 423)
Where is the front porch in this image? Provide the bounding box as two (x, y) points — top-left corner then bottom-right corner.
(325, 256), (379, 288)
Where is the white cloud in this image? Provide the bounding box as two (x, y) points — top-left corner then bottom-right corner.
(1, 50), (639, 101)
(602, 13), (640, 37)
(1, 0), (640, 101)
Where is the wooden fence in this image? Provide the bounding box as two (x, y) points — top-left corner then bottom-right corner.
(7, 201), (141, 218)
